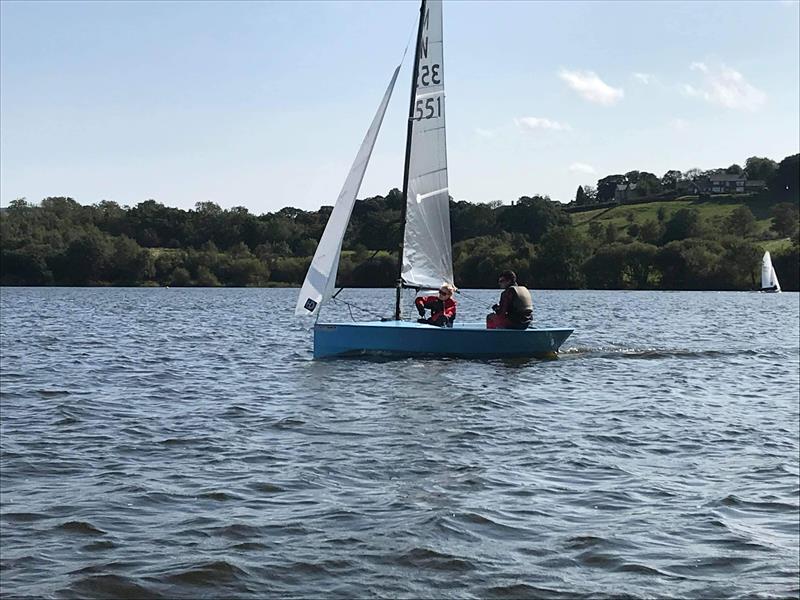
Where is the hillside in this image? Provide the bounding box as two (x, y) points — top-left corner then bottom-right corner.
(1, 185), (798, 291)
(571, 195), (793, 252)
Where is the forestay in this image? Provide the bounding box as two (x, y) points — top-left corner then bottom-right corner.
(294, 66), (401, 317)
(401, 0), (453, 289)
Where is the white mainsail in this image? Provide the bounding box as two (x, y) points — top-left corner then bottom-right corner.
(401, 0), (453, 289)
(295, 65), (401, 317)
(761, 251), (781, 292)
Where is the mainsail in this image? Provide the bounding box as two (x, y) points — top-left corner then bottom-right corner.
(400, 0), (453, 290)
(761, 251), (781, 292)
(294, 65), (401, 317)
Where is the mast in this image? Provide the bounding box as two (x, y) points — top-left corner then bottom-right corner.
(395, 0), (427, 321)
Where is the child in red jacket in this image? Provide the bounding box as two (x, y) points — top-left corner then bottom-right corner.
(415, 283), (457, 327)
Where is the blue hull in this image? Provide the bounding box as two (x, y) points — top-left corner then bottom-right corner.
(313, 321), (573, 359)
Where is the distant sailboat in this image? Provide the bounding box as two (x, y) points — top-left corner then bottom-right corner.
(295, 0), (573, 358)
(760, 251), (781, 293)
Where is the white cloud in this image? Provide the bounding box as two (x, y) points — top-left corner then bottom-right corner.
(682, 83), (700, 97)
(669, 118), (689, 131)
(568, 163), (596, 174)
(632, 72), (653, 84)
(682, 63), (766, 111)
(514, 117), (572, 131)
(558, 69), (624, 105)
(474, 128), (496, 138)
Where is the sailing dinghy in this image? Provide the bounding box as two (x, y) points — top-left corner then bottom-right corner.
(295, 0), (573, 358)
(760, 251), (781, 293)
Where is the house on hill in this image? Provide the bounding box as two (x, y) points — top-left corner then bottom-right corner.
(744, 179), (766, 192)
(614, 183), (637, 203)
(710, 173), (746, 194)
(694, 173), (767, 195)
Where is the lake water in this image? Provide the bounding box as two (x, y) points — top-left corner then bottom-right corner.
(1, 287), (798, 599)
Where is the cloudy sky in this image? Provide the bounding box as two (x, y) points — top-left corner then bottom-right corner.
(1, 0), (798, 213)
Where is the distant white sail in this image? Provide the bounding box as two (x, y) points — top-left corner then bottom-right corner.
(295, 65), (401, 317)
(401, 0), (453, 289)
(761, 251), (781, 292)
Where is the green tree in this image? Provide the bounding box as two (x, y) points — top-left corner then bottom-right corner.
(588, 220), (603, 240)
(154, 251), (186, 284)
(453, 233), (534, 288)
(583, 244), (627, 288)
(725, 206), (757, 237)
(725, 164), (743, 175)
(0, 249), (52, 285)
(350, 254), (396, 287)
(604, 223), (618, 244)
(450, 201), (498, 241)
(625, 170), (641, 184)
(170, 267), (192, 286)
(584, 242), (657, 289)
(744, 157), (778, 183)
(56, 230), (112, 284)
(107, 235), (153, 283)
(220, 257), (269, 286)
(770, 154), (799, 201)
(715, 237), (761, 289)
(772, 242), (800, 291)
(8, 197), (29, 210)
(771, 202), (799, 238)
(597, 175), (626, 203)
(655, 239), (724, 289)
(638, 219), (663, 245)
(635, 172), (662, 197)
(683, 168), (703, 181)
(196, 266), (221, 286)
(534, 227), (590, 288)
(575, 185), (588, 205)
(625, 242), (658, 288)
(495, 196), (569, 243)
(40, 197), (84, 220)
(662, 208), (704, 243)
(271, 257), (311, 284)
(661, 170), (683, 190)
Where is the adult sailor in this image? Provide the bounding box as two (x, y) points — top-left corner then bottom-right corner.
(486, 270), (533, 330)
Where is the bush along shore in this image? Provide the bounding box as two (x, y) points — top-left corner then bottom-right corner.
(2, 155), (798, 291)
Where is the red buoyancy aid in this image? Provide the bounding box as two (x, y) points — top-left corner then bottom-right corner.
(415, 295), (457, 322)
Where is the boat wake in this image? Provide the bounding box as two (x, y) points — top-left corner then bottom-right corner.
(559, 346), (784, 360)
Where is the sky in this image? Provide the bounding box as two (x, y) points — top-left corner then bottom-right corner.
(1, 0), (799, 214)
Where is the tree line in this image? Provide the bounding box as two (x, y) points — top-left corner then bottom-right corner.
(1, 154), (798, 291)
(574, 154), (798, 205)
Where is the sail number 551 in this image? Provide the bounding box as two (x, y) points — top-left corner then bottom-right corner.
(414, 96), (442, 121)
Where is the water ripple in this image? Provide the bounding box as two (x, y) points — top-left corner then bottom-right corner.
(1, 287), (798, 599)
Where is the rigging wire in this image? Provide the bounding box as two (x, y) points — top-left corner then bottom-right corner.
(331, 249), (381, 300)
(329, 288), (490, 324)
(399, 10), (418, 66)
(454, 288), (490, 308)
(331, 296), (387, 321)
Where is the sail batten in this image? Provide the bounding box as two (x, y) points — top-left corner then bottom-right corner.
(400, 0), (453, 290)
(294, 65), (401, 317)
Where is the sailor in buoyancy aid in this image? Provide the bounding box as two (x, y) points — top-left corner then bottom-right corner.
(486, 270), (533, 330)
(415, 283), (457, 327)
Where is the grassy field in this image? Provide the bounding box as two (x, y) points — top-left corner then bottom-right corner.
(570, 194), (785, 241)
